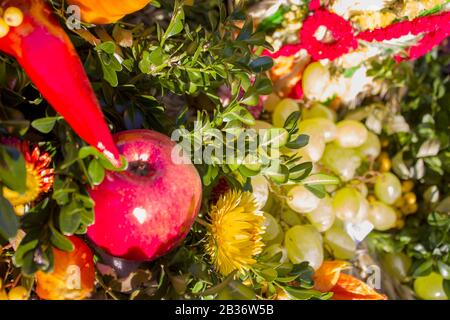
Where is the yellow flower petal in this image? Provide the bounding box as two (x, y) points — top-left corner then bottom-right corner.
(205, 190), (265, 276)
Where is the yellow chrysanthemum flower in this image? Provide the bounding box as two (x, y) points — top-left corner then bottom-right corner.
(205, 190), (266, 276)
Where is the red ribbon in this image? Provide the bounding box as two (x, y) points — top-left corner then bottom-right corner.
(263, 6), (450, 62)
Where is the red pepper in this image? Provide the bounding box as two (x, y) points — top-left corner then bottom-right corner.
(0, 0), (120, 166)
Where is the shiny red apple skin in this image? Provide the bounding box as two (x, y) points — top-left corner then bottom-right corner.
(87, 129), (202, 261)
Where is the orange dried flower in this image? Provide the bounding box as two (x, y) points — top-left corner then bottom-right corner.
(314, 261), (387, 300)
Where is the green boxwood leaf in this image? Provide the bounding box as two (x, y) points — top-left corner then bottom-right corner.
(13, 235), (39, 267)
(289, 162), (313, 182)
(304, 184), (327, 199)
(444, 279), (450, 299)
(50, 224), (74, 252)
(96, 41), (116, 55)
(283, 286), (332, 300)
(238, 165), (260, 177)
(285, 134), (309, 149)
(237, 18), (253, 41)
(21, 250), (39, 276)
(256, 6), (287, 32)
(0, 194), (19, 239)
(148, 47), (164, 66)
(249, 56), (273, 73)
(0, 144), (26, 193)
(59, 202), (83, 235)
(88, 159), (106, 185)
(427, 212), (449, 227)
(100, 60), (119, 87)
(224, 280), (256, 300)
(303, 173), (340, 186)
(254, 77), (273, 95)
(260, 268), (278, 282)
(283, 111), (300, 134)
(412, 259), (433, 277)
(162, 3), (185, 44)
(437, 261), (450, 280)
(31, 117), (60, 134)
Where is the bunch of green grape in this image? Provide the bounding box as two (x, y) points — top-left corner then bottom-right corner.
(252, 97), (409, 273)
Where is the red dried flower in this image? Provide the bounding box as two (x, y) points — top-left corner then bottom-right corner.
(299, 9), (358, 61)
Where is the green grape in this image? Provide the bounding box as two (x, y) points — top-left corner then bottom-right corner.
(261, 191), (276, 213)
(290, 148), (315, 167)
(349, 180), (369, 197)
(300, 134), (325, 163)
(321, 143), (362, 181)
(332, 187), (361, 222)
(374, 172), (402, 205)
(306, 196), (335, 232)
(381, 252), (411, 282)
(243, 154), (261, 172)
(368, 201), (397, 231)
(263, 93), (281, 112)
(302, 102), (337, 122)
(354, 194), (369, 223)
(296, 122), (326, 162)
(356, 131), (381, 159)
(285, 225), (324, 270)
(269, 226), (285, 245)
(262, 212), (281, 242)
(281, 207), (303, 226)
(302, 137), (325, 163)
(324, 224), (356, 260)
(252, 120), (273, 130)
(325, 183), (339, 193)
(299, 118), (337, 143)
(414, 272), (448, 300)
(287, 185), (321, 213)
(263, 244), (288, 263)
(335, 120), (368, 148)
(251, 175), (269, 210)
(272, 98), (299, 128)
(302, 62), (333, 101)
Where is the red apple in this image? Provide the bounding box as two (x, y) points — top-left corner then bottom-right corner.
(87, 129), (202, 261)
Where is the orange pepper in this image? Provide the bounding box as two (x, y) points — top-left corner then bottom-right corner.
(67, 0), (150, 24)
(0, 0), (121, 166)
(36, 236), (95, 300)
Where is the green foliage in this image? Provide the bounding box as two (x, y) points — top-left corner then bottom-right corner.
(368, 212), (449, 288)
(392, 53), (450, 186)
(0, 194), (19, 240)
(367, 52), (450, 298)
(175, 103), (313, 189)
(0, 144), (26, 193)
